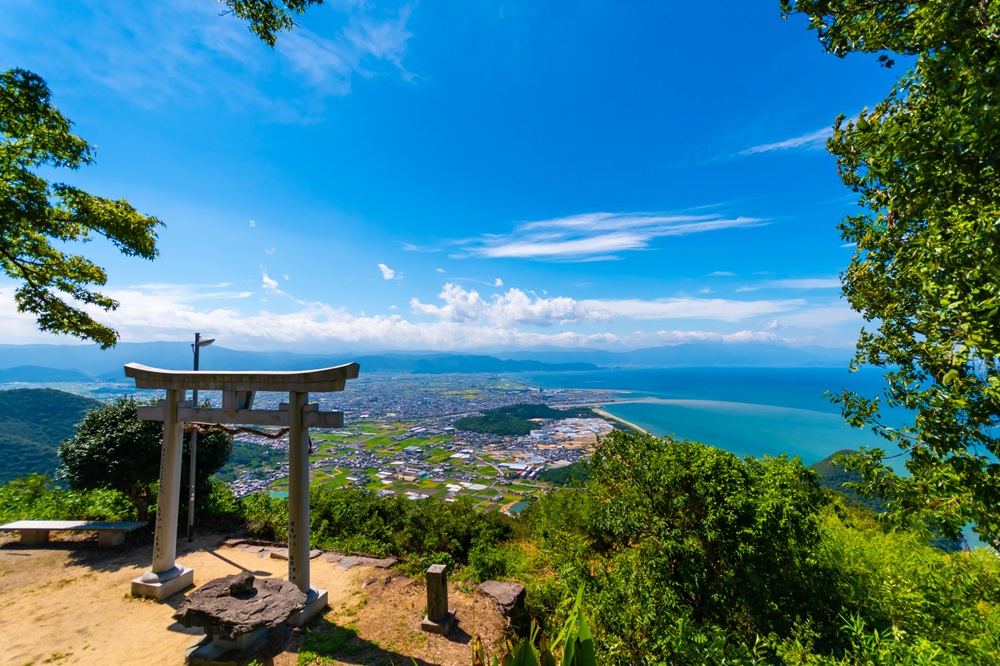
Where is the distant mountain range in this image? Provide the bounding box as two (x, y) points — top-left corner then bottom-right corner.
(0, 341), (852, 383)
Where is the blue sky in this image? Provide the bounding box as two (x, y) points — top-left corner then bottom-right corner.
(0, 0), (901, 353)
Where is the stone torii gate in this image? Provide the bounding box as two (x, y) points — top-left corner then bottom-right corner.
(124, 361), (359, 624)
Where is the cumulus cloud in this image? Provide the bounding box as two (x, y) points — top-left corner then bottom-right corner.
(411, 283), (593, 327)
(462, 212), (765, 261)
(410, 283), (801, 327)
(0, 277), (852, 351)
(435, 268), (446, 274)
(378, 263), (396, 280)
(494, 278), (503, 287)
(249, 219), (256, 228)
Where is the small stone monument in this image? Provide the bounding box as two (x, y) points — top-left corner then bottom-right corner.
(420, 563), (455, 634)
(173, 572), (307, 665)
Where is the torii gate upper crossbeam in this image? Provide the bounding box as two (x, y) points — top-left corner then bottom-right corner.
(124, 362), (359, 392)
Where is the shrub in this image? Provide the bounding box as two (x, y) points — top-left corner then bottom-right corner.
(0, 474), (135, 523)
(468, 543), (508, 582)
(239, 492), (288, 542)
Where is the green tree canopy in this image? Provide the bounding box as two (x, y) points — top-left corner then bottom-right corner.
(586, 432), (826, 658)
(0, 69), (161, 348)
(1, 3), (324, 347)
(782, 1), (1000, 546)
(220, 0), (325, 46)
(59, 396), (231, 521)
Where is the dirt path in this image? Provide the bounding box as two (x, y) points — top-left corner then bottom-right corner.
(0, 533), (507, 666)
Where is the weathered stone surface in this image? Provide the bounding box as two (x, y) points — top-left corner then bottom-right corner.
(173, 573), (307, 640)
(425, 564), (449, 622)
(186, 625), (293, 666)
(227, 572), (255, 595)
(266, 547), (320, 560)
(478, 581), (526, 615)
(336, 555), (398, 570)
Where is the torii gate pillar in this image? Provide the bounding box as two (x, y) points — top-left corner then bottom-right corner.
(286, 390), (320, 623)
(124, 362), (359, 623)
(132, 387), (194, 599)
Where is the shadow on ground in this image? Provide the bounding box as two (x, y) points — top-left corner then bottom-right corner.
(294, 616), (448, 666)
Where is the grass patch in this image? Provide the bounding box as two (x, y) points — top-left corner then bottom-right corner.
(297, 623), (361, 665)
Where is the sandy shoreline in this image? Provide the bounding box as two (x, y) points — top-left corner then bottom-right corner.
(590, 407), (649, 435)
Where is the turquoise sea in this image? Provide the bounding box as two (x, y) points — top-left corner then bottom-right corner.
(524, 366), (993, 548)
(523, 367), (894, 466)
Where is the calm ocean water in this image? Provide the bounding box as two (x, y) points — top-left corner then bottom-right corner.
(526, 366), (990, 548)
(524, 367), (892, 465)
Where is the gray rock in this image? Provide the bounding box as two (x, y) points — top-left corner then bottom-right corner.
(270, 548), (322, 560)
(478, 581), (526, 615)
(173, 573), (307, 640)
(337, 555), (398, 570)
(227, 572), (255, 595)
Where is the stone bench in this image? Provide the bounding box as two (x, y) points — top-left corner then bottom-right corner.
(0, 520), (147, 547)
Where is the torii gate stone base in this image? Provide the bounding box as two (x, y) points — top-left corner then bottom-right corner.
(124, 361), (359, 626)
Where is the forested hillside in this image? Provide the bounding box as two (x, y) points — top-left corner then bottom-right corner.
(808, 449), (882, 511)
(0, 389), (100, 484)
(455, 403), (599, 436)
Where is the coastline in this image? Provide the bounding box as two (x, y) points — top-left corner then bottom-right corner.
(591, 407), (649, 435)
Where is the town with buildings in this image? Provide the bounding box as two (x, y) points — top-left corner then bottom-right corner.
(213, 373), (623, 513)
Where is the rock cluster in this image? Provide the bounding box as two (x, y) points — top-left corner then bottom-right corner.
(478, 581), (526, 615)
(173, 572), (307, 640)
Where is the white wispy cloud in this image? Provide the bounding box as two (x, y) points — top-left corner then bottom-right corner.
(767, 303), (862, 330)
(766, 278), (841, 289)
(0, 0), (416, 120)
(578, 297), (802, 322)
(740, 127), (833, 155)
(378, 263), (396, 280)
(261, 269), (284, 295)
(462, 212), (765, 261)
(737, 277), (841, 292)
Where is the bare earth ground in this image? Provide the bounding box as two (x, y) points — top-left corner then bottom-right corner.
(0, 532), (507, 666)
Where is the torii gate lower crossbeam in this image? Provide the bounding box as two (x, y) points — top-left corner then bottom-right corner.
(123, 362), (359, 626)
